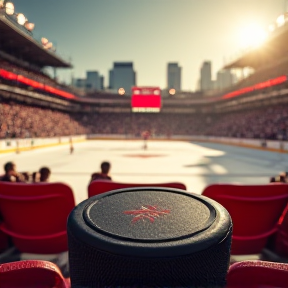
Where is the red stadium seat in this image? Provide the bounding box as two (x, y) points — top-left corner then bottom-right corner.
(0, 260), (70, 288)
(88, 180), (187, 197)
(0, 230), (9, 253)
(0, 183), (75, 254)
(202, 184), (288, 255)
(274, 205), (288, 258)
(263, 205), (288, 261)
(226, 260), (288, 288)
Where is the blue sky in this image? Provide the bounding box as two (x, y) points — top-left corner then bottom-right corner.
(11, 0), (286, 90)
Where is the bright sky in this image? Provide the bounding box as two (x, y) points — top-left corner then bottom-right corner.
(11, 0), (287, 90)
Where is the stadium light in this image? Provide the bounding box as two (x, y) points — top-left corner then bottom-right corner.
(44, 42), (53, 50)
(41, 37), (49, 45)
(5, 2), (14, 15)
(17, 13), (26, 25)
(276, 14), (285, 27)
(169, 88), (176, 96)
(25, 22), (35, 31)
(118, 88), (125, 95)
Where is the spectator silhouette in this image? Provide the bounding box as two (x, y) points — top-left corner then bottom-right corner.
(0, 162), (26, 182)
(90, 162), (112, 183)
(39, 167), (51, 182)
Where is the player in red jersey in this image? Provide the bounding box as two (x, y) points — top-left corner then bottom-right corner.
(142, 130), (150, 150)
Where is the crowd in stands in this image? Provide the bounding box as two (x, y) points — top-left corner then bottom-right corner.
(204, 105), (288, 140)
(0, 101), (87, 139)
(79, 105), (288, 140)
(1, 99), (288, 140)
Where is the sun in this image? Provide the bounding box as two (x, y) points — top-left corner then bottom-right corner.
(239, 23), (267, 49)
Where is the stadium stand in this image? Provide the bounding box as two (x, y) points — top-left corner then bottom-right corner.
(0, 100), (87, 139)
(1, 103), (288, 140)
(1, 1), (288, 143)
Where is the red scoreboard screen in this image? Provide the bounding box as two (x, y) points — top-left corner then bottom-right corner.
(131, 87), (161, 112)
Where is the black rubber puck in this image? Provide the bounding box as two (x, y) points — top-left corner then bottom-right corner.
(68, 187), (232, 288)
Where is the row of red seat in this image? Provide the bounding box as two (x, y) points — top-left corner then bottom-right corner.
(0, 181), (287, 258)
(0, 181), (288, 287)
(0, 259), (288, 287)
(2, 239), (288, 287)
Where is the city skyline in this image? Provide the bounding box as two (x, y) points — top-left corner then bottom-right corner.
(11, 0), (286, 90)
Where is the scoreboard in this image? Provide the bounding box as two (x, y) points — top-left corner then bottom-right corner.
(131, 87), (161, 112)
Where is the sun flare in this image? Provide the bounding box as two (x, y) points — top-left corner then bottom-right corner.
(239, 23), (267, 49)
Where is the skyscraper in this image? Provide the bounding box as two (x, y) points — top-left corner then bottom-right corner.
(167, 63), (181, 91)
(109, 62), (136, 95)
(86, 71), (104, 91)
(216, 70), (234, 90)
(200, 61), (212, 92)
(73, 78), (86, 90)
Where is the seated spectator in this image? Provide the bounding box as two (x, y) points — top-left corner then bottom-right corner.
(39, 167), (51, 182)
(0, 162), (26, 182)
(32, 171), (38, 183)
(90, 161), (112, 183)
(269, 172), (287, 183)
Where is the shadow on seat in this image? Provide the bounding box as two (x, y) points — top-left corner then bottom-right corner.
(202, 184), (288, 255)
(262, 204), (288, 262)
(0, 260), (70, 288)
(226, 260), (288, 288)
(0, 182), (75, 254)
(0, 230), (9, 253)
(88, 180), (187, 197)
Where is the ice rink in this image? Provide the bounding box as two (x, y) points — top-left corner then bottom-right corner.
(1, 140), (288, 204)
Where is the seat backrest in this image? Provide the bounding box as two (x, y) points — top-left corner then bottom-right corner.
(226, 260), (288, 288)
(0, 182), (75, 254)
(202, 184), (288, 254)
(0, 230), (9, 253)
(275, 205), (288, 257)
(0, 260), (70, 288)
(88, 180), (187, 197)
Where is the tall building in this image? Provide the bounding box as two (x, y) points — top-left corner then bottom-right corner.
(73, 78), (86, 90)
(216, 70), (234, 90)
(200, 61), (212, 92)
(109, 70), (114, 89)
(109, 62), (136, 95)
(167, 63), (181, 91)
(86, 71), (104, 91)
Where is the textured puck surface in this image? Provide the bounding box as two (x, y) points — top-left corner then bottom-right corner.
(68, 187), (233, 287)
(84, 190), (215, 242)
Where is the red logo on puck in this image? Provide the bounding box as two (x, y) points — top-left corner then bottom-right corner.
(124, 205), (170, 223)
